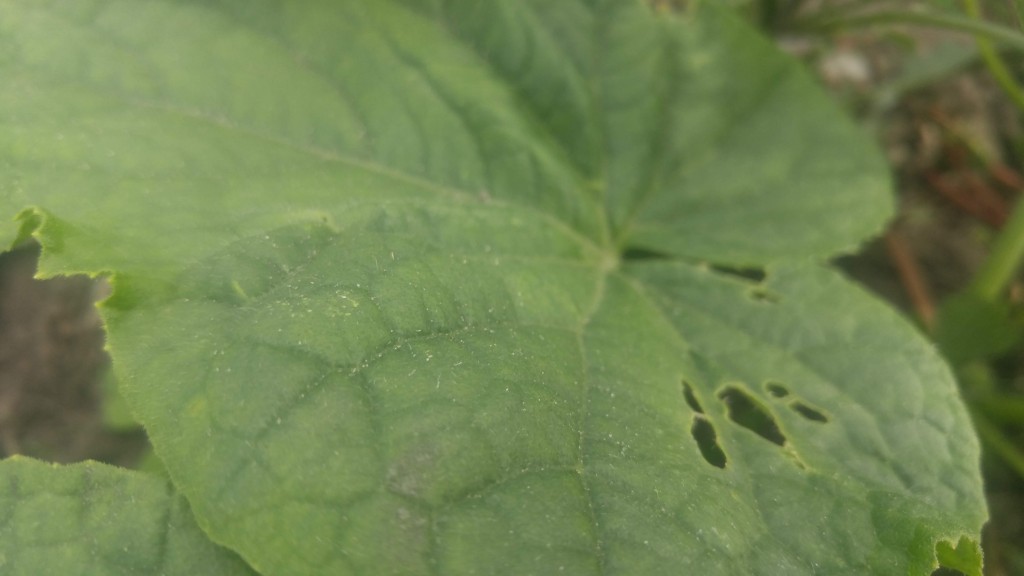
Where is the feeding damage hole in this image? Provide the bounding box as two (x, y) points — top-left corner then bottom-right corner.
(764, 381), (830, 423)
(790, 402), (829, 423)
(765, 381), (790, 398)
(691, 416), (727, 469)
(681, 380), (704, 414)
(717, 386), (786, 446)
(708, 265), (780, 303)
(682, 380), (726, 468)
(709, 264), (766, 283)
(622, 247), (670, 261)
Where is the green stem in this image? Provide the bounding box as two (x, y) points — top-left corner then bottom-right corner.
(814, 8), (1024, 52)
(963, 0), (1024, 112)
(970, 196), (1024, 301)
(972, 408), (1024, 480)
(965, 0), (1024, 300)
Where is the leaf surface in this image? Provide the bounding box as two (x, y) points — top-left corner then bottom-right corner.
(0, 1), (986, 574)
(0, 457), (256, 576)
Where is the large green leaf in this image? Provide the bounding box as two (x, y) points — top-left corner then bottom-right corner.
(0, 456), (256, 575)
(0, 1), (986, 575)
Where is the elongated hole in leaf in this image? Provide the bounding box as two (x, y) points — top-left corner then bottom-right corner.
(717, 386), (786, 446)
(764, 381), (790, 398)
(791, 401), (829, 423)
(709, 264), (766, 283)
(622, 247), (670, 261)
(690, 415), (726, 469)
(681, 380), (704, 413)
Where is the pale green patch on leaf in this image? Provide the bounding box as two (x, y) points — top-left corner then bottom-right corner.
(0, 0), (986, 575)
(0, 457), (256, 576)
(936, 536), (985, 576)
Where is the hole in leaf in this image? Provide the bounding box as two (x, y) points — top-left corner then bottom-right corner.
(791, 401), (829, 423)
(681, 380), (704, 414)
(709, 264), (766, 283)
(690, 415), (726, 469)
(764, 381), (790, 398)
(622, 247), (670, 261)
(717, 386), (786, 446)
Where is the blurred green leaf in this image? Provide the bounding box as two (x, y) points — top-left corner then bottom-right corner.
(0, 457), (255, 575)
(935, 292), (1021, 365)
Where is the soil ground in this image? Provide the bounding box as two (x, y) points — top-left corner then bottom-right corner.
(0, 244), (146, 466)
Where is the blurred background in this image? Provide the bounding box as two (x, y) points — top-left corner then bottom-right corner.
(746, 2), (1024, 573)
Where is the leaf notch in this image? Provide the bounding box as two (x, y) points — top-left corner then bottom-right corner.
(717, 385), (786, 446)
